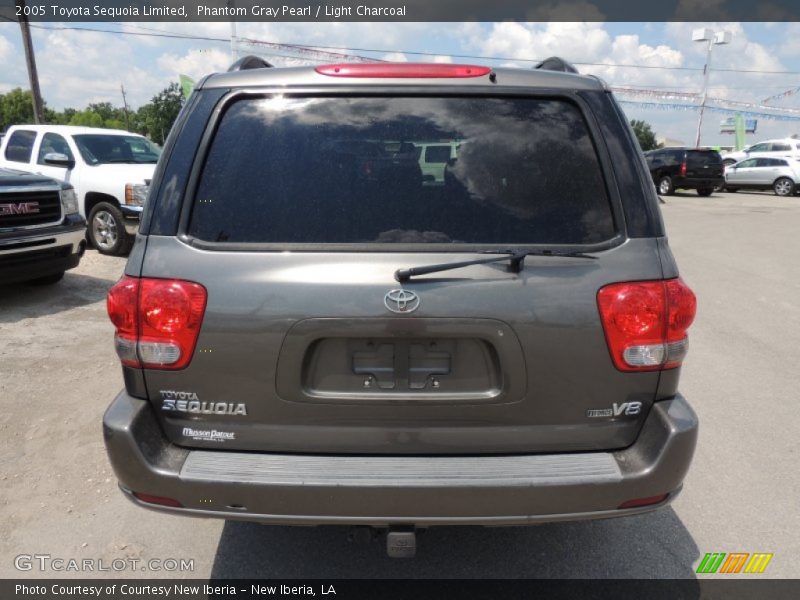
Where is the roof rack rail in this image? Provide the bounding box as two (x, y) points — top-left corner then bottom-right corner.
(534, 57), (579, 74)
(228, 55), (274, 72)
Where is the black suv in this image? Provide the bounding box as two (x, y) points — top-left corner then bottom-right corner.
(645, 147), (724, 196)
(103, 59), (698, 556)
(0, 167), (86, 285)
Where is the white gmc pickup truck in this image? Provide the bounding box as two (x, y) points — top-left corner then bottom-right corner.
(0, 125), (160, 255)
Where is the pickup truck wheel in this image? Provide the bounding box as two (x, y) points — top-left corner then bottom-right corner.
(773, 177), (795, 197)
(658, 176), (674, 196)
(88, 202), (131, 256)
(27, 272), (64, 285)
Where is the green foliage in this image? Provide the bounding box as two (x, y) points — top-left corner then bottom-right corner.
(87, 102), (119, 123)
(44, 107), (72, 125)
(134, 82), (184, 145)
(0, 88), (36, 132)
(630, 119), (661, 152)
(104, 119), (125, 130)
(1, 82), (185, 146)
(68, 110), (104, 128)
(65, 103), (129, 130)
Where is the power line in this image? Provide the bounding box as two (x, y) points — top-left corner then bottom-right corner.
(8, 19), (800, 76)
(0, 16), (229, 42)
(6, 15), (800, 99)
(31, 22), (229, 43)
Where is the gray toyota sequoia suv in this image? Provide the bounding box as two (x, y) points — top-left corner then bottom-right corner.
(103, 58), (698, 556)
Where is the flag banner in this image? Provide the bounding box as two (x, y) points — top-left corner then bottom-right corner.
(618, 100), (800, 122)
(179, 74), (195, 99)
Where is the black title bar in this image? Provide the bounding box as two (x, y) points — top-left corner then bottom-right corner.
(4, 579), (800, 600)
(2, 0), (800, 22)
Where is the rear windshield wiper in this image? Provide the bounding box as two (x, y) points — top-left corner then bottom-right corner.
(395, 249), (598, 282)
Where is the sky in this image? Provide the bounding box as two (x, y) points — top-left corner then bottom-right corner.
(3, 21), (800, 145)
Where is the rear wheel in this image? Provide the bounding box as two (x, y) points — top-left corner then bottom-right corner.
(88, 202), (131, 256)
(774, 177), (795, 197)
(697, 187), (713, 197)
(725, 187), (738, 193)
(658, 176), (674, 196)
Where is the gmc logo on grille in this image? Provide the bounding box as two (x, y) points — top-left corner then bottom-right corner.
(0, 202), (40, 216)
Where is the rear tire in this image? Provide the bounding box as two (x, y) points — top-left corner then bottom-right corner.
(725, 187), (738, 193)
(773, 177), (795, 197)
(27, 272), (65, 285)
(658, 176), (674, 196)
(88, 202), (131, 256)
(697, 187), (713, 197)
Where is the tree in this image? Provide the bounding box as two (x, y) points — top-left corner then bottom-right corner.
(44, 106), (73, 125)
(61, 107), (77, 123)
(630, 119), (661, 151)
(87, 102), (119, 123)
(1, 83), (185, 144)
(135, 82), (184, 144)
(68, 110), (104, 128)
(0, 88), (36, 131)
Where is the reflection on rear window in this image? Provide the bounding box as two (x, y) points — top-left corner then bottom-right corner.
(190, 96), (615, 245)
(424, 145), (452, 163)
(73, 134), (161, 165)
(687, 150), (722, 166)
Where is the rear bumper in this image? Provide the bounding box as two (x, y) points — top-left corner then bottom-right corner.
(0, 223), (86, 284)
(103, 393), (698, 526)
(120, 205), (142, 234)
(673, 176), (724, 189)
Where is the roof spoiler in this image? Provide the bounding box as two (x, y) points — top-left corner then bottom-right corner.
(228, 55), (274, 72)
(534, 57), (579, 74)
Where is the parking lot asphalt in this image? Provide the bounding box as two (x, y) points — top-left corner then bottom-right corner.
(1, 190), (798, 579)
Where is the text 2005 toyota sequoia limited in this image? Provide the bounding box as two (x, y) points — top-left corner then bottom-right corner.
(103, 59), (698, 557)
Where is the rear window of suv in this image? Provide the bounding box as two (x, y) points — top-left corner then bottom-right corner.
(189, 96), (616, 246)
(686, 150), (722, 167)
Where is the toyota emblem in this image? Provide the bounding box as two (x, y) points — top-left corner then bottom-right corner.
(384, 289), (420, 314)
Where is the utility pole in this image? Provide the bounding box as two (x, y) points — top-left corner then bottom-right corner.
(229, 0), (238, 61)
(16, 0), (45, 123)
(692, 28), (732, 148)
(120, 84), (131, 131)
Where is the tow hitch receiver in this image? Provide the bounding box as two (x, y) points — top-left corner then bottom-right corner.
(387, 528), (416, 558)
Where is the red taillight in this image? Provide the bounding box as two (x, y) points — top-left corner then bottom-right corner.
(107, 276), (141, 368)
(106, 276), (207, 370)
(680, 161), (687, 177)
(597, 278), (696, 372)
(618, 493), (669, 509)
(107, 276), (139, 335)
(315, 63), (492, 78)
(133, 492), (183, 508)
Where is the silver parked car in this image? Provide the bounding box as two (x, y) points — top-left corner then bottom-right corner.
(724, 157), (800, 196)
(721, 138), (800, 167)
